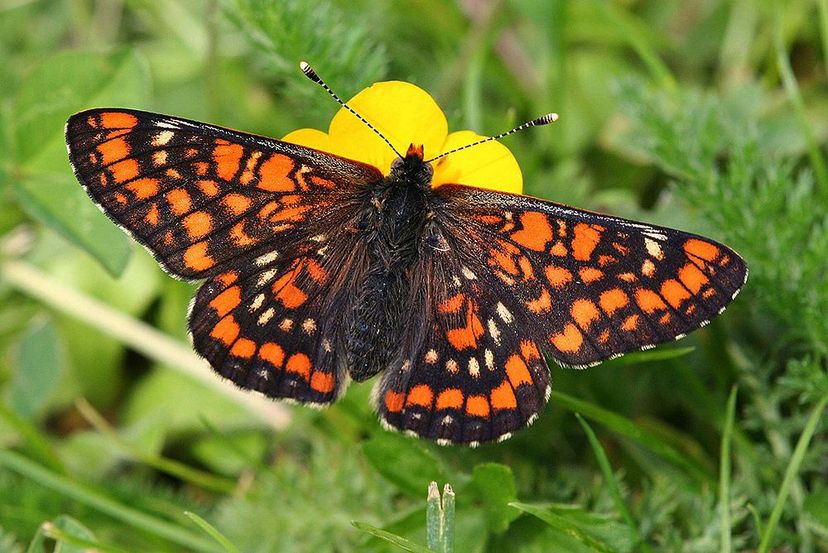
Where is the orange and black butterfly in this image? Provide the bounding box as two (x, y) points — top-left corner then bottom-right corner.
(65, 64), (747, 446)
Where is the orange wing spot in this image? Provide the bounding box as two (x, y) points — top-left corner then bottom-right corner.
(258, 153), (296, 192)
(222, 193), (252, 215)
(166, 188), (192, 215)
(183, 211), (213, 240)
(511, 212), (553, 251)
(490, 380), (518, 410)
(194, 162), (210, 176)
(659, 313), (672, 325)
(436, 388), (464, 410)
(285, 353), (312, 380)
(599, 288), (629, 315)
(635, 288), (668, 313)
(310, 371), (335, 393)
(281, 194), (302, 205)
(465, 395), (490, 418)
(641, 259), (656, 277)
(126, 177), (159, 200)
(101, 112), (138, 129)
(571, 298), (600, 328)
(97, 137), (129, 164)
(152, 150), (168, 167)
(109, 158), (139, 183)
(228, 221), (255, 247)
(579, 267), (604, 283)
(213, 143), (244, 181)
(545, 265), (573, 288)
(183, 242), (215, 271)
(273, 272), (308, 309)
(572, 223), (601, 261)
(98, 173), (108, 188)
(406, 384), (434, 407)
(384, 390), (404, 413)
(661, 279), (691, 308)
(446, 305), (484, 350)
(305, 259), (328, 282)
(310, 175), (336, 189)
(527, 288), (552, 314)
(520, 340), (541, 361)
(209, 285), (241, 317)
(113, 192), (127, 206)
(517, 256), (535, 280)
(230, 338), (256, 359)
(678, 263), (709, 294)
(270, 205), (312, 223)
(550, 323), (584, 353)
(144, 202), (158, 226)
(197, 179), (219, 197)
(613, 243), (630, 255)
(86, 115), (99, 129)
(217, 271), (238, 286)
(475, 215), (502, 225)
(618, 272), (637, 282)
(438, 293), (465, 314)
(239, 151), (262, 185)
(162, 231), (174, 246)
(684, 238), (720, 262)
(166, 168), (182, 179)
(550, 241), (568, 256)
(258, 201), (278, 219)
(210, 315), (239, 346)
(258, 342), (285, 367)
(621, 314), (639, 331)
(490, 248), (519, 275)
(505, 355), (532, 387)
(598, 329), (610, 344)
(702, 288), (716, 299)
(88, 152), (99, 164)
(599, 255), (618, 267)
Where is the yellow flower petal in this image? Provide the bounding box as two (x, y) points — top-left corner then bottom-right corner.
(432, 130), (523, 194)
(281, 128), (334, 152)
(327, 81), (448, 175)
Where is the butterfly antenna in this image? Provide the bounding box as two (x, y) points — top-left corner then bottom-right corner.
(424, 112), (559, 163)
(300, 61), (404, 159)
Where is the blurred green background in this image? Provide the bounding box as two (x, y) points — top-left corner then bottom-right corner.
(1, 0), (828, 551)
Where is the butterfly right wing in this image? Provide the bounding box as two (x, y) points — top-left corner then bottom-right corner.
(66, 108), (383, 279)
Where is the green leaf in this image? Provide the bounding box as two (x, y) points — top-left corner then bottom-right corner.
(468, 463), (518, 534)
(511, 502), (636, 553)
(14, 173), (132, 277)
(362, 433), (448, 497)
(184, 512), (240, 553)
(9, 318), (63, 420)
(351, 521), (435, 553)
(14, 49), (151, 170)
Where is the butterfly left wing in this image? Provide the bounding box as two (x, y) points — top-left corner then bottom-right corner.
(375, 184), (747, 445)
(65, 108), (382, 279)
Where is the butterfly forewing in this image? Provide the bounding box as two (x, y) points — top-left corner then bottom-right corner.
(65, 109), (381, 279)
(434, 185), (748, 368)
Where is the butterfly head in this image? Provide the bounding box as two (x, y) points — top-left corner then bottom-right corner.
(389, 143), (434, 189)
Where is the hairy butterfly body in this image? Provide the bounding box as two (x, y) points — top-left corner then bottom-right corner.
(66, 80), (747, 446)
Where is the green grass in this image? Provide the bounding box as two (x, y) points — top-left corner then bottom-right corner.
(1, 0), (827, 551)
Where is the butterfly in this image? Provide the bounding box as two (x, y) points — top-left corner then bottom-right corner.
(65, 64), (747, 446)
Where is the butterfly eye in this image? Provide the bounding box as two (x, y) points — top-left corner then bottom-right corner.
(424, 227), (449, 251)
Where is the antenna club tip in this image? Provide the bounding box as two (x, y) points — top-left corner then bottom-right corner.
(535, 113), (559, 125)
(299, 61), (321, 83)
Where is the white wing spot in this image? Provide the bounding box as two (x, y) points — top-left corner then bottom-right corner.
(425, 349), (438, 364)
(468, 357), (480, 377)
(496, 302), (514, 324)
(321, 338), (332, 352)
(256, 268), (278, 287)
(485, 349), (494, 370)
(152, 150), (168, 166)
(644, 237), (664, 259)
(279, 318), (294, 331)
(152, 131), (175, 146)
(461, 266), (477, 280)
(255, 250), (279, 266)
(302, 318), (317, 334)
(250, 293), (265, 311)
(641, 259), (656, 277)
(487, 319), (501, 345)
(257, 307), (275, 326)
(446, 358), (459, 373)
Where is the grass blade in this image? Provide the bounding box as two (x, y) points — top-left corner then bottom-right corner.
(184, 511), (241, 553)
(719, 386), (738, 553)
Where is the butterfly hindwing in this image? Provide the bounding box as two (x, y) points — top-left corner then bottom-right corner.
(374, 219), (551, 445)
(65, 109), (382, 279)
(433, 185), (748, 368)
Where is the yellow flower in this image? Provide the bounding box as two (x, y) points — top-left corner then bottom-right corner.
(282, 81), (523, 194)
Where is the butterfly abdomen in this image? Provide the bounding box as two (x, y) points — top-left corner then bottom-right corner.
(345, 175), (431, 381)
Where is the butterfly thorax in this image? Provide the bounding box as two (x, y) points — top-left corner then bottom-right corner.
(345, 145), (435, 381)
